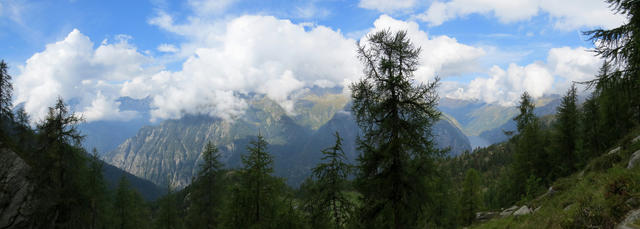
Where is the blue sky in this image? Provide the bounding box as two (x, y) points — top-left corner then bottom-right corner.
(0, 0), (624, 123)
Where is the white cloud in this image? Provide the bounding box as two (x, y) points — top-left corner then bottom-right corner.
(547, 46), (601, 83)
(16, 15), (489, 123)
(157, 44), (178, 53)
(358, 0), (417, 13)
(80, 92), (138, 122)
(144, 15), (360, 119)
(445, 46), (602, 105)
(14, 29), (153, 123)
(367, 15), (486, 82)
(416, 0), (626, 30)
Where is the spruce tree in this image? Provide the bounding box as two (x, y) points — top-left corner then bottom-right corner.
(460, 169), (482, 226)
(306, 132), (353, 229)
(187, 141), (223, 229)
(511, 92), (549, 199)
(232, 133), (283, 228)
(351, 30), (443, 228)
(87, 149), (109, 229)
(550, 84), (579, 178)
(156, 182), (182, 229)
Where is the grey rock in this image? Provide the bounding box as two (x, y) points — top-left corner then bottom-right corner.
(616, 209), (640, 229)
(0, 147), (52, 229)
(513, 205), (532, 216)
(628, 150), (640, 169)
(476, 211), (499, 222)
(500, 205), (519, 217)
(633, 135), (640, 143)
(608, 146), (622, 155)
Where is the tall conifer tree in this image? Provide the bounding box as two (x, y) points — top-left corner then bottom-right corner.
(351, 30), (442, 228)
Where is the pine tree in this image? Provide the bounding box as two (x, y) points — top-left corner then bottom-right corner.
(306, 132), (353, 229)
(0, 60), (13, 122)
(550, 84), (579, 178)
(460, 169), (482, 226)
(187, 141), (223, 229)
(351, 30), (443, 228)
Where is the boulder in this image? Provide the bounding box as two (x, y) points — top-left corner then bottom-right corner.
(608, 146), (622, 155)
(513, 205), (532, 216)
(476, 211), (499, 222)
(628, 150), (640, 169)
(500, 205), (519, 217)
(633, 135), (640, 143)
(616, 209), (640, 229)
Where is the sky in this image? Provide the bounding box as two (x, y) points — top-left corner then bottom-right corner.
(0, 0), (625, 123)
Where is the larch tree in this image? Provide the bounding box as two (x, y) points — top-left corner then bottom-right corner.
(351, 29), (443, 229)
(585, 0), (640, 129)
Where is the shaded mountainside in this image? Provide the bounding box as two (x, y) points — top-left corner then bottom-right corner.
(104, 95), (471, 188)
(439, 95), (562, 147)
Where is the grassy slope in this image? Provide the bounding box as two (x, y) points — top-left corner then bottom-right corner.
(472, 130), (640, 229)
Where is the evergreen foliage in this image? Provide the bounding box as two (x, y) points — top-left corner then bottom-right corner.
(304, 132), (354, 228)
(549, 84), (579, 178)
(186, 141), (223, 229)
(351, 29), (443, 228)
(460, 168), (482, 226)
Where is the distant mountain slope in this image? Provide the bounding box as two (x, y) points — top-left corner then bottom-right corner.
(104, 94), (471, 188)
(101, 159), (165, 201)
(79, 97), (153, 155)
(439, 95), (562, 147)
(478, 97), (562, 145)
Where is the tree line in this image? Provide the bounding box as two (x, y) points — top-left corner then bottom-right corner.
(1, 0), (637, 227)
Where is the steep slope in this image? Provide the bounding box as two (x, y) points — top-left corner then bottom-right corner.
(105, 95), (471, 188)
(105, 96), (312, 188)
(472, 133), (640, 229)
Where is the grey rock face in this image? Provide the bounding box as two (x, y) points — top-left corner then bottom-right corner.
(0, 147), (49, 229)
(608, 146), (621, 155)
(628, 150), (640, 169)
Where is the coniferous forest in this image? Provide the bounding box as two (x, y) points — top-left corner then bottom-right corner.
(1, 0), (640, 228)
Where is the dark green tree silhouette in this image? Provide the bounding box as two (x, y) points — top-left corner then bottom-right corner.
(351, 29), (443, 229)
(460, 168), (482, 226)
(305, 132), (353, 229)
(187, 141), (223, 229)
(585, 0), (640, 127)
(550, 84), (579, 178)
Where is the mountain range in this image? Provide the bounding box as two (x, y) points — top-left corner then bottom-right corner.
(78, 89), (561, 188)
